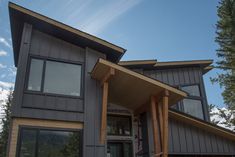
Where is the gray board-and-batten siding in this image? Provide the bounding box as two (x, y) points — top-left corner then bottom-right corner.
(12, 23), (107, 156)
(12, 23), (235, 156)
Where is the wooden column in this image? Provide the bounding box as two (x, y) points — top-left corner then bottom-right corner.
(100, 68), (115, 144)
(157, 101), (163, 143)
(162, 90), (169, 157)
(150, 96), (161, 156)
(100, 82), (109, 144)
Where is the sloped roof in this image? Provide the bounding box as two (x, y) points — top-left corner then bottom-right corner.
(119, 59), (213, 74)
(9, 2), (126, 66)
(169, 109), (235, 141)
(92, 58), (187, 110)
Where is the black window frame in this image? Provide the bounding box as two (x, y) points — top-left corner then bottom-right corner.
(107, 114), (132, 136)
(16, 126), (83, 157)
(24, 55), (84, 99)
(107, 140), (133, 157)
(180, 84), (205, 119)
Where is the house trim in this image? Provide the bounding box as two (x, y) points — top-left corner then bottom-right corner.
(8, 118), (83, 157)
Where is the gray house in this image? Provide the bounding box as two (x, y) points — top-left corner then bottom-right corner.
(7, 2), (235, 157)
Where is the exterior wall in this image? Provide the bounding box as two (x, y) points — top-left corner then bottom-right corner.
(12, 24), (85, 122)
(142, 67), (210, 121)
(83, 47), (106, 156)
(8, 117), (83, 157)
(10, 23), (107, 157)
(130, 67), (235, 156)
(169, 118), (235, 155)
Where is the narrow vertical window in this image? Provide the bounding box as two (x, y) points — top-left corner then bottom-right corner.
(27, 59), (44, 91)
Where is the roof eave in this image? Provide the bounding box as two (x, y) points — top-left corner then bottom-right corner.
(8, 2), (126, 66)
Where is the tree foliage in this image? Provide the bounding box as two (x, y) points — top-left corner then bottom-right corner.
(212, 0), (235, 109)
(0, 89), (13, 157)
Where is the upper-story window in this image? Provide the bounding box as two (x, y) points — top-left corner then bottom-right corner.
(181, 84), (204, 119)
(27, 57), (82, 97)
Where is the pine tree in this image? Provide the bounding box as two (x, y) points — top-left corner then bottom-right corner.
(0, 89), (13, 157)
(212, 0), (235, 109)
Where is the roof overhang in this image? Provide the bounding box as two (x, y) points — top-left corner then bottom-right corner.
(169, 110), (235, 141)
(9, 2), (126, 66)
(119, 59), (214, 74)
(92, 58), (187, 110)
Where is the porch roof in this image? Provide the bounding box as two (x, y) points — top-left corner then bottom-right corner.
(91, 58), (187, 110)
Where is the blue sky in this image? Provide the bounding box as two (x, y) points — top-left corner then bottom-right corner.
(0, 0), (224, 107)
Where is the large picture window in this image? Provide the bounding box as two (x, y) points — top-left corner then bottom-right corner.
(181, 84), (204, 119)
(18, 128), (82, 157)
(27, 57), (82, 97)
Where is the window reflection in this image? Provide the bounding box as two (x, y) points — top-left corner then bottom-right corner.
(18, 128), (81, 157)
(107, 115), (131, 136)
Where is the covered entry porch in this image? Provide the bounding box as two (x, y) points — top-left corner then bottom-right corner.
(91, 59), (187, 157)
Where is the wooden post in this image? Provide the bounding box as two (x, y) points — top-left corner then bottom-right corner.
(100, 82), (109, 144)
(162, 90), (169, 157)
(99, 68), (115, 144)
(157, 101), (163, 144)
(150, 96), (161, 156)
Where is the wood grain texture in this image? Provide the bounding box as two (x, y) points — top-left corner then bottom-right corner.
(100, 82), (109, 144)
(163, 91), (169, 157)
(150, 96), (161, 156)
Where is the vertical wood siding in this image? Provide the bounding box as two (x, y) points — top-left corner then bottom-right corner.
(139, 67), (235, 155)
(12, 26), (85, 122)
(143, 67), (210, 121)
(168, 118), (235, 155)
(83, 47), (106, 157)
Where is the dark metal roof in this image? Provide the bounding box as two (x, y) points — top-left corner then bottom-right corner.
(8, 2), (126, 66)
(119, 59), (213, 74)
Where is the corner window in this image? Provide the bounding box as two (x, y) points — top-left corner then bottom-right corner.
(181, 85), (200, 97)
(27, 58), (82, 97)
(107, 115), (132, 136)
(181, 84), (204, 119)
(182, 99), (204, 119)
(18, 128), (82, 157)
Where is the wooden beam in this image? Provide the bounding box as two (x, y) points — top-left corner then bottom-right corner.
(100, 68), (115, 86)
(162, 90), (169, 157)
(150, 96), (161, 156)
(100, 82), (109, 144)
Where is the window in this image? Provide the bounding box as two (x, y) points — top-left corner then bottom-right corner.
(181, 85), (204, 119)
(181, 85), (200, 97)
(183, 99), (204, 119)
(27, 58), (82, 97)
(27, 59), (44, 91)
(18, 128), (82, 157)
(107, 115), (132, 136)
(107, 142), (133, 157)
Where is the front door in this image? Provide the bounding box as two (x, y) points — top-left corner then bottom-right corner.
(107, 141), (133, 157)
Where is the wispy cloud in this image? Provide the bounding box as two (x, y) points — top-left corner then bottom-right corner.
(0, 50), (7, 56)
(79, 0), (142, 35)
(65, 0), (92, 21)
(0, 37), (11, 48)
(0, 63), (6, 69)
